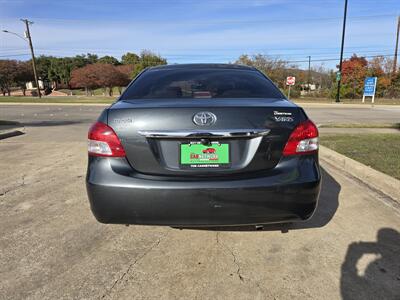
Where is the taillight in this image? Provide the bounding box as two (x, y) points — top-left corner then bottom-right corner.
(282, 119), (319, 156)
(88, 122), (126, 157)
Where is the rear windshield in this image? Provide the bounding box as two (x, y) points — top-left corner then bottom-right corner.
(120, 68), (284, 100)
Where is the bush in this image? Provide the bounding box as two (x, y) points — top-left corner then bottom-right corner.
(302, 88), (330, 98)
(329, 83), (355, 99)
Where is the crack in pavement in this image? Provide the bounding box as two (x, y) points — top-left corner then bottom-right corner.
(215, 232), (244, 282)
(0, 155), (80, 198)
(0, 175), (25, 197)
(100, 233), (167, 299)
(215, 232), (269, 297)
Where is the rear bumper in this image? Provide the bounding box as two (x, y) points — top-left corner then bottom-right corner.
(86, 156), (321, 226)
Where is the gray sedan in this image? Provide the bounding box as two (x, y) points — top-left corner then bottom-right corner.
(86, 64), (321, 226)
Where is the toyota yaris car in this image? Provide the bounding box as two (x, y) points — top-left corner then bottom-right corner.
(86, 64), (321, 226)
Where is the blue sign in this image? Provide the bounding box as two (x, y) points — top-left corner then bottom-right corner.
(363, 77), (377, 97)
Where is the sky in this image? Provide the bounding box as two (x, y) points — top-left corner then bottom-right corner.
(0, 0), (399, 70)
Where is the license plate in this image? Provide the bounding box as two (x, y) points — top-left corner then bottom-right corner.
(180, 142), (230, 168)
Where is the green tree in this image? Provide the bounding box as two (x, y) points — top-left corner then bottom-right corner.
(84, 53), (99, 64)
(98, 55), (120, 65)
(39, 57), (70, 89)
(35, 54), (100, 89)
(121, 52), (140, 65)
(71, 53), (98, 68)
(35, 55), (55, 81)
(132, 50), (167, 77)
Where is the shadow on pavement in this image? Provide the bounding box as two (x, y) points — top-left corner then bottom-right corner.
(341, 228), (400, 300)
(174, 167), (340, 232)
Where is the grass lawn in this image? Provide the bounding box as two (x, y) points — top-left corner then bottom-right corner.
(319, 123), (400, 129)
(58, 87), (123, 96)
(320, 133), (400, 180)
(0, 96), (115, 104)
(293, 97), (400, 105)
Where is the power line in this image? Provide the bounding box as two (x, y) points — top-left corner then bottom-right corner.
(0, 13), (396, 24)
(286, 54), (395, 63)
(0, 52), (394, 63)
(1, 48), (394, 62)
(1, 48), (394, 55)
(2, 45), (392, 51)
(0, 53), (30, 57)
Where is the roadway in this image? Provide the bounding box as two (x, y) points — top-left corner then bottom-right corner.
(1, 103), (400, 126)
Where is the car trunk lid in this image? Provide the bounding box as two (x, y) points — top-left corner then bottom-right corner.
(107, 99), (306, 176)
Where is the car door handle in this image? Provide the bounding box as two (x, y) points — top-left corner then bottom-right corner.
(137, 129), (270, 139)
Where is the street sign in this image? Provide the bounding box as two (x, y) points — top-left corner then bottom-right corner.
(336, 71), (341, 82)
(362, 77), (377, 104)
(363, 77), (377, 96)
(286, 76), (295, 86)
(285, 76), (295, 99)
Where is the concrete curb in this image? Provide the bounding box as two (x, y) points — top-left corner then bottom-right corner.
(0, 126), (25, 140)
(319, 145), (400, 203)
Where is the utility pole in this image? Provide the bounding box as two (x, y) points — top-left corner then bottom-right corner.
(336, 0), (348, 103)
(307, 55), (311, 93)
(21, 19), (41, 98)
(393, 15), (400, 78)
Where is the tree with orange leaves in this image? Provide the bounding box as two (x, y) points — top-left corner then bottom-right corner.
(340, 54), (368, 98)
(70, 63), (130, 96)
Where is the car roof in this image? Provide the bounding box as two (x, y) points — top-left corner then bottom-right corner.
(148, 63), (256, 71)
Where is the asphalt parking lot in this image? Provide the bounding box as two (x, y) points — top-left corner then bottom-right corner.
(0, 104), (400, 299)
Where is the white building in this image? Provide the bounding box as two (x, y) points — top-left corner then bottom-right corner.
(26, 80), (49, 90)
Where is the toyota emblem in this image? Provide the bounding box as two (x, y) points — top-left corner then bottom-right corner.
(193, 112), (217, 126)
